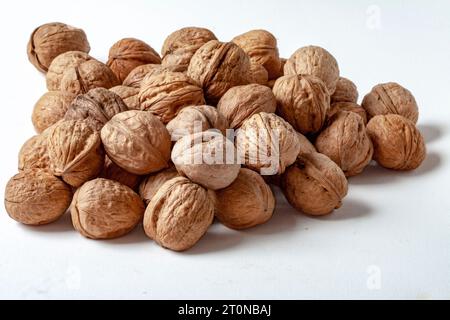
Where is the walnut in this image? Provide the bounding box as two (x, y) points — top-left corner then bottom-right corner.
(296, 132), (316, 155)
(122, 64), (162, 88)
(215, 168), (275, 230)
(249, 62), (269, 86)
(281, 152), (348, 216)
(236, 112), (300, 175)
(18, 133), (50, 171)
(367, 114), (426, 170)
(172, 131), (240, 190)
(232, 30), (281, 80)
(101, 110), (171, 175)
(71, 178), (144, 239)
(64, 87), (128, 131)
(47, 120), (104, 187)
(217, 84), (276, 129)
(107, 38), (162, 83)
(99, 156), (142, 191)
(166, 105), (228, 141)
(139, 167), (179, 205)
(110, 86), (140, 110)
(161, 27), (217, 72)
(187, 40), (251, 104)
(5, 169), (72, 225)
(273, 74), (330, 135)
(284, 46), (340, 94)
(27, 22), (90, 73)
(362, 82), (419, 124)
(32, 91), (75, 133)
(315, 111), (373, 177)
(139, 71), (205, 124)
(143, 177), (214, 251)
(331, 77), (358, 104)
(328, 102), (367, 125)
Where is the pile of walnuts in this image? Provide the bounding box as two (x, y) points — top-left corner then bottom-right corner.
(5, 22), (426, 251)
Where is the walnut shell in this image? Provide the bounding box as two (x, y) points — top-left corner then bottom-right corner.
(331, 77), (358, 104)
(328, 102), (367, 125)
(284, 46), (340, 94)
(109, 86), (140, 110)
(187, 40), (251, 104)
(139, 167), (179, 206)
(281, 152), (348, 216)
(172, 131), (240, 190)
(18, 133), (50, 171)
(27, 22), (90, 73)
(101, 110), (171, 175)
(99, 156), (142, 191)
(315, 111), (374, 177)
(107, 38), (162, 83)
(236, 112), (300, 175)
(143, 177), (214, 251)
(47, 120), (104, 187)
(362, 82), (419, 124)
(32, 91), (75, 133)
(217, 84), (276, 129)
(5, 169), (72, 225)
(139, 71), (205, 124)
(273, 74), (330, 135)
(71, 178), (144, 239)
(215, 168), (275, 230)
(64, 87), (128, 131)
(122, 64), (162, 88)
(367, 114), (426, 170)
(297, 132), (317, 155)
(249, 62), (269, 86)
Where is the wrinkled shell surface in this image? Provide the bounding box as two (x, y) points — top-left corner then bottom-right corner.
(331, 77), (358, 104)
(139, 167), (179, 205)
(297, 132), (317, 156)
(99, 156), (142, 190)
(249, 62), (269, 85)
(18, 132), (50, 171)
(328, 102), (367, 125)
(32, 91), (75, 133)
(110, 86), (140, 110)
(123, 64), (162, 88)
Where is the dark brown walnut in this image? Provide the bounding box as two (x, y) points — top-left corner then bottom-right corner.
(64, 87), (128, 131)
(331, 77), (358, 104)
(215, 168), (275, 230)
(362, 82), (419, 124)
(250, 62), (269, 85)
(187, 40), (252, 104)
(217, 84), (276, 129)
(107, 38), (162, 83)
(5, 169), (72, 225)
(143, 177), (214, 251)
(110, 86), (140, 110)
(99, 156), (142, 191)
(18, 132), (50, 171)
(139, 71), (205, 124)
(367, 114), (426, 170)
(122, 64), (163, 88)
(161, 27), (217, 72)
(101, 110), (171, 175)
(27, 22), (90, 73)
(32, 91), (76, 133)
(232, 30), (281, 80)
(273, 74), (330, 135)
(315, 111), (373, 177)
(71, 178), (144, 239)
(281, 152), (348, 216)
(139, 167), (179, 205)
(47, 120), (104, 187)
(328, 102), (367, 125)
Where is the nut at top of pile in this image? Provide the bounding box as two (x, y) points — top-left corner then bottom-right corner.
(32, 91), (76, 133)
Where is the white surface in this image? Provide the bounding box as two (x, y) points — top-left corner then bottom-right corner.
(0, 0), (449, 300)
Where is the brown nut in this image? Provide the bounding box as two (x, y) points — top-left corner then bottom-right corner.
(139, 167), (180, 206)
(99, 156), (142, 191)
(109, 86), (140, 110)
(367, 114), (426, 170)
(331, 77), (359, 104)
(217, 84), (276, 129)
(249, 62), (269, 86)
(27, 22), (90, 73)
(122, 64), (163, 88)
(281, 152), (348, 216)
(143, 177), (214, 251)
(32, 91), (75, 133)
(5, 169), (72, 225)
(101, 110), (171, 175)
(71, 178), (145, 239)
(362, 82), (419, 124)
(18, 133), (50, 171)
(297, 132), (317, 155)
(328, 102), (367, 125)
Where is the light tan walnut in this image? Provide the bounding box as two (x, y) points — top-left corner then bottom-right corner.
(139, 167), (180, 206)
(331, 77), (358, 104)
(99, 157), (142, 191)
(32, 91), (75, 133)
(110, 86), (140, 110)
(18, 132), (50, 171)
(122, 64), (163, 88)
(328, 102), (367, 125)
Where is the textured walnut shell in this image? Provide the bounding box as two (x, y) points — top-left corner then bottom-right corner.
(5, 169), (72, 225)
(284, 46), (340, 94)
(281, 152), (348, 216)
(161, 27), (217, 72)
(32, 91), (75, 133)
(99, 156), (141, 191)
(217, 84), (276, 129)
(297, 132), (316, 155)
(64, 87), (128, 131)
(315, 111), (374, 177)
(250, 62), (269, 85)
(236, 112), (300, 175)
(172, 131), (240, 190)
(331, 77), (358, 104)
(362, 82), (419, 124)
(143, 177), (214, 251)
(367, 114), (426, 170)
(215, 168), (275, 230)
(273, 74), (330, 135)
(328, 102), (367, 125)
(101, 110), (171, 175)
(109, 86), (140, 110)
(71, 178), (144, 239)
(139, 71), (205, 124)
(187, 40), (251, 104)
(107, 38), (162, 83)
(139, 167), (179, 206)
(18, 133), (50, 171)
(167, 105), (228, 141)
(27, 22), (90, 73)
(47, 120), (104, 187)
(122, 64), (162, 88)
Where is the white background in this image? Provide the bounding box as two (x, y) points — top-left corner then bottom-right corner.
(0, 0), (449, 299)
